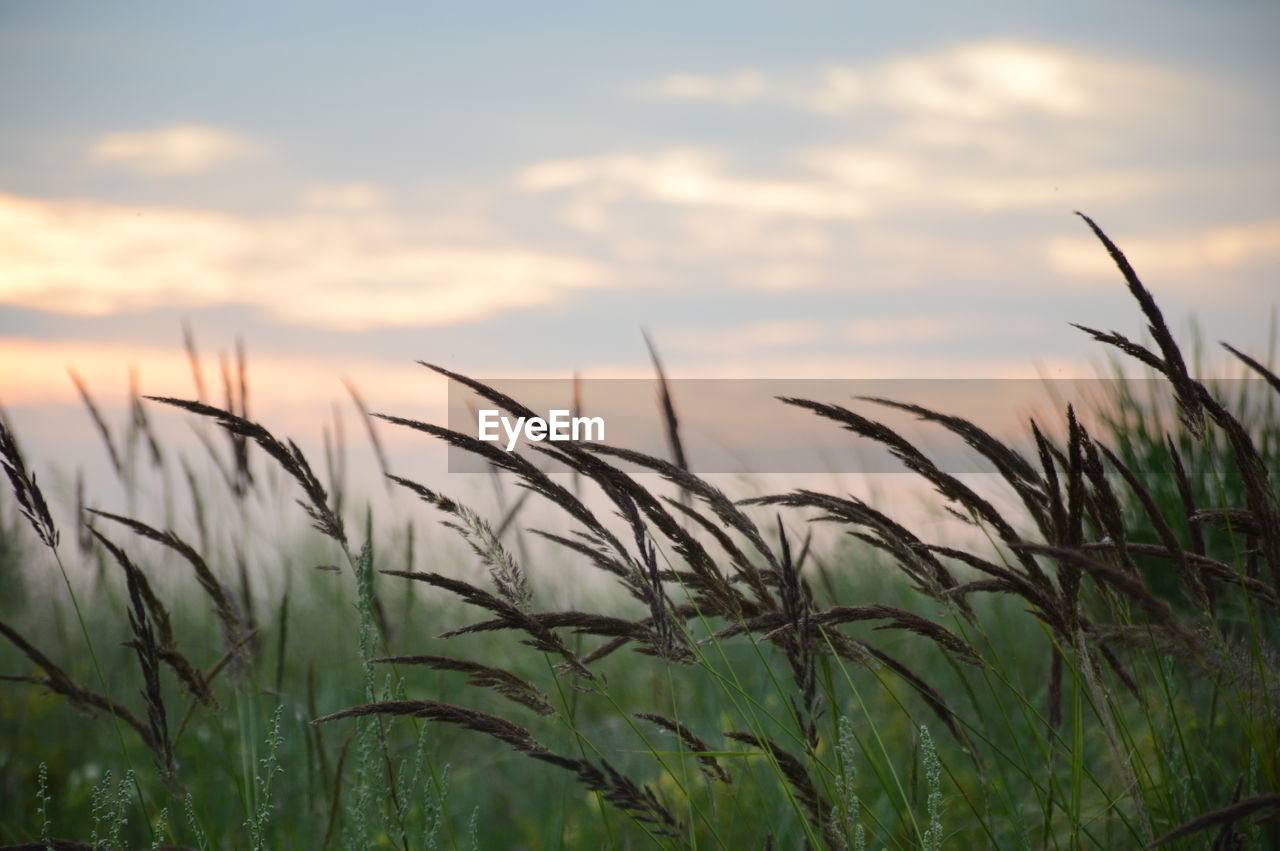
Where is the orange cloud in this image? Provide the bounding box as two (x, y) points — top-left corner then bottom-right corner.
(0, 337), (429, 407)
(0, 192), (610, 329)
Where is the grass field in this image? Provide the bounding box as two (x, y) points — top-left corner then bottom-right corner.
(2, 216), (1278, 848)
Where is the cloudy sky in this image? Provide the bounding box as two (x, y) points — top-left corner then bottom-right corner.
(2, 1), (1278, 485)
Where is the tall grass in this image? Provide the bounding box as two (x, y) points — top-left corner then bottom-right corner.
(1, 214), (1277, 848)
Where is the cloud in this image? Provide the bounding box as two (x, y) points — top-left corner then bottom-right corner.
(520, 146), (1163, 224)
(647, 41), (1189, 122)
(1047, 220), (1280, 284)
(836, 41), (1093, 119)
(521, 149), (872, 220)
(521, 41), (1240, 291)
(652, 70), (771, 103)
(0, 191), (610, 329)
(300, 182), (388, 212)
(89, 124), (258, 175)
(0, 337), (380, 407)
(661, 321), (824, 355)
(801, 147), (1161, 212)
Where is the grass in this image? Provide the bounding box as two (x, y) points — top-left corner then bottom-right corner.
(1, 212), (1278, 848)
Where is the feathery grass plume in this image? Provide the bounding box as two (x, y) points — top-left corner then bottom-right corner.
(1075, 212), (1205, 438)
(548, 442), (741, 617)
(341, 377), (391, 485)
(725, 730), (828, 833)
(859, 396), (1051, 539)
(774, 517), (819, 749)
(188, 422), (237, 497)
(528, 528), (642, 591)
(396, 368), (731, 614)
(342, 542), (386, 847)
(1189, 507), (1260, 537)
(150, 807), (171, 851)
(401, 724), (447, 851)
(745, 489), (967, 615)
(0, 416), (59, 549)
(634, 712), (731, 784)
(439, 609), (692, 671)
(183, 793), (211, 851)
(1070, 222), (1280, 588)
(662, 495), (776, 612)
(810, 605), (983, 667)
(1030, 418), (1072, 547)
(246, 705), (285, 851)
(528, 752), (681, 838)
(315, 699), (546, 753)
(484, 453), (533, 579)
(1164, 435), (1207, 558)
(83, 517), (217, 708)
(775, 397), (1050, 588)
(181, 320), (208, 403)
(641, 328), (690, 474)
(621, 494), (688, 662)
(705, 573), (976, 742)
(387, 475), (531, 610)
(715, 603), (983, 667)
(1223, 342), (1280, 395)
(67, 368), (123, 480)
(1080, 541), (1279, 611)
(93, 531), (175, 778)
(1148, 793), (1280, 847)
(1011, 543), (1199, 646)
(1061, 409), (1086, 550)
(129, 372), (164, 471)
(846, 636), (970, 744)
(374, 411), (623, 559)
(89, 769), (128, 850)
(35, 761), (51, 844)
(920, 544), (1063, 629)
(73, 471), (93, 555)
(372, 655), (554, 716)
(1191, 390), (1280, 591)
(831, 717), (866, 851)
(1070, 409), (1133, 612)
(919, 725), (943, 851)
(145, 396), (346, 546)
(1096, 623), (1279, 722)
(583, 441), (781, 574)
(1095, 441), (1210, 609)
(0, 620), (158, 753)
(218, 343), (254, 496)
(89, 509), (245, 651)
(322, 405), (347, 523)
(379, 570), (593, 678)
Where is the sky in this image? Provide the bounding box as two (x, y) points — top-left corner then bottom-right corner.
(1, 1), (1278, 497)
